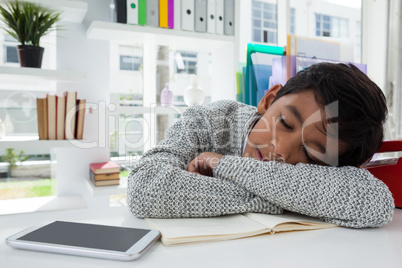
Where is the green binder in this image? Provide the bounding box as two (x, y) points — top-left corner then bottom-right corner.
(245, 43), (284, 106)
(138, 0), (147, 25)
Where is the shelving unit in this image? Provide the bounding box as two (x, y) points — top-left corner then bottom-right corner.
(87, 21), (235, 52)
(0, 1), (239, 213)
(0, 0), (88, 23)
(0, 66), (86, 83)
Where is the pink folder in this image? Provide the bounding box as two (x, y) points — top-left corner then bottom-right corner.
(168, 0), (174, 28)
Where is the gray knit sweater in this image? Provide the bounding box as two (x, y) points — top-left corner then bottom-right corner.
(127, 100), (394, 228)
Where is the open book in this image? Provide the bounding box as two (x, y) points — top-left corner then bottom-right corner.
(145, 212), (337, 246)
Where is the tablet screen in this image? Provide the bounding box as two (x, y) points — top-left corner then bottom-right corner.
(17, 221), (151, 252)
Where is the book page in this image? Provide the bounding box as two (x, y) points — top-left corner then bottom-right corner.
(245, 212), (337, 233)
(146, 214), (268, 240)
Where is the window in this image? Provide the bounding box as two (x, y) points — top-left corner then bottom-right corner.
(290, 8), (296, 35)
(110, 44), (144, 107)
(315, 13), (349, 38)
(2, 35), (19, 64)
(289, 0), (361, 63)
(175, 51), (197, 74)
(119, 46), (143, 71)
(355, 21), (361, 63)
(252, 1), (278, 44)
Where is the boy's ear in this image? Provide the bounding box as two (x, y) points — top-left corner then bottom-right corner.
(257, 84), (283, 114)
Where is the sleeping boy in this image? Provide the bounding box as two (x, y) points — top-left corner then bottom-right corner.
(127, 62), (394, 228)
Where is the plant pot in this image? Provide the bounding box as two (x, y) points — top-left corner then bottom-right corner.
(17, 45), (44, 68)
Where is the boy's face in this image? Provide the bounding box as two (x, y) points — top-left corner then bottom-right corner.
(242, 85), (345, 166)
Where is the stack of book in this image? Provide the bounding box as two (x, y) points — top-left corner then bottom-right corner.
(36, 91), (86, 140)
(89, 161), (121, 187)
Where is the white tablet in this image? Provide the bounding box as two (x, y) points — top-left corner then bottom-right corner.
(6, 220), (161, 261)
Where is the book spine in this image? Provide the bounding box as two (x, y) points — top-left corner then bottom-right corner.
(47, 94), (57, 140)
(127, 0), (139, 25)
(56, 96), (66, 140)
(75, 99), (86, 140)
(215, 0), (224, 35)
(159, 0), (168, 28)
(182, 0), (194, 31)
(43, 98), (48, 140)
(168, 0), (174, 29)
(146, 0), (159, 27)
(138, 0), (146, 25)
(174, 0), (181, 30)
(115, 0), (127, 23)
(64, 91), (77, 140)
(223, 0), (234, 35)
(195, 0), (207, 32)
(207, 0), (216, 34)
(36, 98), (45, 140)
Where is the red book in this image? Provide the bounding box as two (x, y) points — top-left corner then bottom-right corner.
(363, 140), (402, 208)
(90, 161), (120, 175)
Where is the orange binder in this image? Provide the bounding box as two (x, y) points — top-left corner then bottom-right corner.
(363, 140), (402, 208)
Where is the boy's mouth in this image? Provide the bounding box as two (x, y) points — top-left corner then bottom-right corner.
(255, 149), (264, 161)
(255, 149), (286, 163)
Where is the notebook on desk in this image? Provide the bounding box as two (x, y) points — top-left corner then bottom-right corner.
(146, 211), (337, 246)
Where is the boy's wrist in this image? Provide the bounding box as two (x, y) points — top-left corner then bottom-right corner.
(187, 152), (223, 176)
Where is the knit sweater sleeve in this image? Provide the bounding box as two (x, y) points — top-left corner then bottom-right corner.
(213, 155), (395, 228)
(127, 102), (282, 218)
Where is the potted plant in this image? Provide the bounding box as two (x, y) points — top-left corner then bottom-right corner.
(1, 148), (29, 178)
(0, 0), (61, 68)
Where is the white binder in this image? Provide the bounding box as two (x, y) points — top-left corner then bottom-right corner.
(126, 0), (138, 24)
(207, 0), (216, 34)
(195, 0), (207, 32)
(174, 0), (182, 30)
(182, 0), (195, 31)
(224, 0), (234, 35)
(215, 0), (224, 35)
(147, 0), (159, 27)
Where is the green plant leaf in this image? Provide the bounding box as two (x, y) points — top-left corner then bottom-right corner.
(0, 0), (62, 47)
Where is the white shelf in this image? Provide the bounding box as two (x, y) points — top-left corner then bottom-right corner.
(0, 136), (87, 150)
(87, 21), (235, 52)
(112, 105), (188, 115)
(0, 66), (86, 83)
(86, 177), (128, 197)
(0, 0), (88, 23)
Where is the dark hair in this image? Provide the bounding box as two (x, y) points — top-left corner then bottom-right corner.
(273, 62), (387, 167)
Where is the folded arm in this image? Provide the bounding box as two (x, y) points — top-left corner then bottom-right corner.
(213, 155), (395, 228)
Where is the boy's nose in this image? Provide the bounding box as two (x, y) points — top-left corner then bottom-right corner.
(270, 139), (288, 162)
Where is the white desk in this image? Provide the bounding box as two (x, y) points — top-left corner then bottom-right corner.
(1, 206), (401, 268)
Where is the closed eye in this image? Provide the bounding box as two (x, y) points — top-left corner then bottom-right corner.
(302, 146), (316, 164)
(279, 115), (293, 130)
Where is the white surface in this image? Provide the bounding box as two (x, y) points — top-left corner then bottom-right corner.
(0, 206), (401, 267)
(0, 0), (88, 23)
(86, 21), (235, 52)
(85, 177), (127, 197)
(0, 196), (85, 215)
(0, 66), (86, 83)
(0, 136), (86, 151)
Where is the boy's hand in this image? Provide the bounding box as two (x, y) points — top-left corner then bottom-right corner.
(187, 152), (223, 177)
